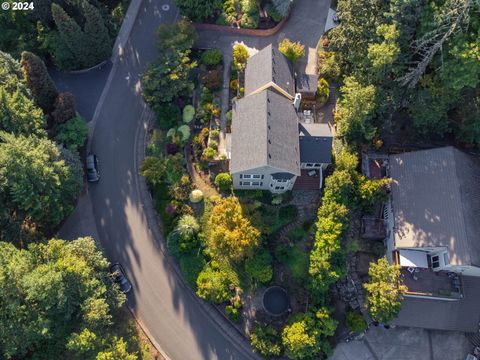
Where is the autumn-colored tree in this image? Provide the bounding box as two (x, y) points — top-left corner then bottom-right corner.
(206, 197), (260, 261)
(52, 92), (76, 125)
(364, 257), (407, 324)
(20, 51), (58, 113)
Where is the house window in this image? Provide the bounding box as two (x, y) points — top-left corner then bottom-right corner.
(306, 163), (314, 167)
(243, 174), (252, 179)
(240, 181), (242, 185)
(252, 175), (261, 179)
(431, 255), (440, 269)
(240, 174), (243, 179)
(314, 164), (321, 167)
(252, 182), (260, 186)
(243, 181), (251, 186)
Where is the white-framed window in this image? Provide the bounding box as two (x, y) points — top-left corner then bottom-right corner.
(314, 164), (321, 168)
(252, 175), (261, 179)
(243, 181), (251, 186)
(431, 255), (440, 269)
(243, 174), (252, 179)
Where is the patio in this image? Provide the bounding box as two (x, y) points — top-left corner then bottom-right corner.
(401, 268), (463, 299)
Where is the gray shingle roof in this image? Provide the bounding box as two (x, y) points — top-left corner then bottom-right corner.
(244, 44), (295, 97)
(393, 275), (480, 332)
(389, 147), (480, 266)
(296, 73), (319, 94)
(230, 89), (300, 175)
(299, 123), (333, 164)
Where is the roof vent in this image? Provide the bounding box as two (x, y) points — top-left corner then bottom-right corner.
(293, 93), (302, 110)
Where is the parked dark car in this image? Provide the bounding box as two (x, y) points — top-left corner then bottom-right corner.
(86, 154), (100, 182)
(110, 263), (132, 293)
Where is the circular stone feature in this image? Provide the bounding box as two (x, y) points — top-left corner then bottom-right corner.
(263, 286), (289, 316)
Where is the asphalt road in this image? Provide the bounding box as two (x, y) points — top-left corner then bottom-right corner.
(88, 0), (257, 359)
(49, 62), (112, 122)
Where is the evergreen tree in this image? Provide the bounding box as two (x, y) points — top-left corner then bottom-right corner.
(0, 132), (83, 236)
(0, 86), (46, 136)
(82, 0), (111, 64)
(51, 3), (87, 67)
(0, 237), (134, 360)
(20, 51), (58, 114)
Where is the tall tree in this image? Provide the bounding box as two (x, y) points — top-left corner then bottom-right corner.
(364, 257), (407, 324)
(0, 132), (83, 237)
(0, 237), (135, 360)
(82, 0), (111, 64)
(206, 197), (260, 262)
(0, 86), (46, 136)
(51, 3), (87, 67)
(21, 51), (58, 114)
(142, 21), (197, 108)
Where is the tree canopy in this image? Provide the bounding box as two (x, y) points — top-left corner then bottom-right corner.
(0, 237), (135, 360)
(205, 197), (260, 262)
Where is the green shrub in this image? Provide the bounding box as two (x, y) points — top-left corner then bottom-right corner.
(196, 261), (239, 303)
(318, 51), (341, 81)
(232, 44), (249, 71)
(317, 78), (330, 106)
(209, 140), (218, 150)
(182, 105), (195, 123)
(210, 129), (220, 139)
(201, 49), (223, 67)
(214, 173), (232, 192)
(202, 146), (217, 160)
(225, 305), (241, 322)
(346, 311), (367, 333)
(250, 324), (283, 358)
(267, 4), (284, 22)
(55, 116), (88, 153)
(244, 249), (273, 285)
(156, 104), (181, 129)
(278, 38), (305, 64)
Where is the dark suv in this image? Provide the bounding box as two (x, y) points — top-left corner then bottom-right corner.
(86, 154), (100, 182)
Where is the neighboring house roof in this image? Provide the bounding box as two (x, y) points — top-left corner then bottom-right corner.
(296, 73), (319, 94)
(393, 275), (480, 332)
(389, 146), (480, 266)
(245, 44), (295, 98)
(230, 89), (300, 175)
(299, 123), (333, 164)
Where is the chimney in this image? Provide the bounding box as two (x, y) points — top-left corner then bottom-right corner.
(293, 93), (301, 111)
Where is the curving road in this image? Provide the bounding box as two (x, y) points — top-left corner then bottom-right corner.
(86, 0), (259, 359)
(58, 0), (331, 359)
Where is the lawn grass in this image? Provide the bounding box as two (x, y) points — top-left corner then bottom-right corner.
(286, 245), (309, 282)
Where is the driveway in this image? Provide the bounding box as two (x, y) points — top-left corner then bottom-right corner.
(195, 0), (332, 75)
(329, 326), (470, 360)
